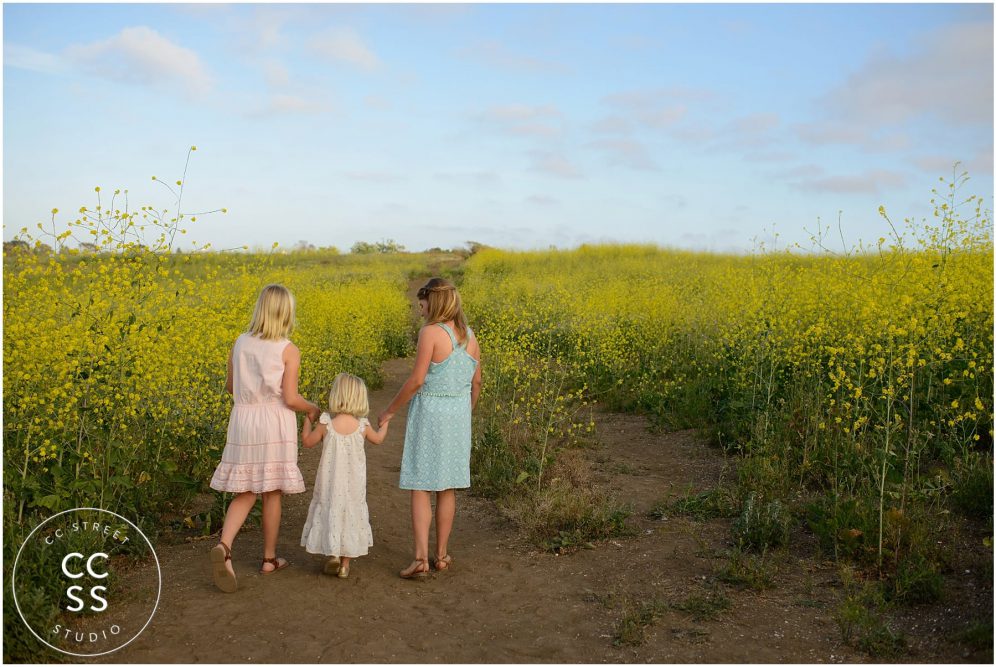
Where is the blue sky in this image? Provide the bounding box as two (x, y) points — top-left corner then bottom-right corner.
(3, 3), (993, 253)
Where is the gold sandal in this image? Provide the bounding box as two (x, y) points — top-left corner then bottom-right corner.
(399, 558), (430, 579)
(323, 556), (341, 576)
(432, 554), (453, 572)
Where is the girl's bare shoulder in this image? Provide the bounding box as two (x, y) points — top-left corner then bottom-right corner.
(418, 323), (448, 340)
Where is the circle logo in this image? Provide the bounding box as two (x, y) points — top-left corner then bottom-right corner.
(11, 507), (161, 657)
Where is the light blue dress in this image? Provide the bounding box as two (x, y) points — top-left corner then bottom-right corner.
(399, 323), (478, 491)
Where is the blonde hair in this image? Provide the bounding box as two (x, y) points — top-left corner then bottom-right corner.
(247, 284), (295, 340)
(328, 373), (369, 417)
(417, 277), (469, 343)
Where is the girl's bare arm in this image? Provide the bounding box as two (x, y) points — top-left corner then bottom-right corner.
(379, 326), (436, 421)
(302, 415), (326, 448)
(364, 420), (389, 445)
(467, 332), (482, 411)
(281, 342), (320, 420)
(225, 344), (235, 395)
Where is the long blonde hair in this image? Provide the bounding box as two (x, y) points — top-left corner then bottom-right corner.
(247, 284), (295, 340)
(328, 373), (369, 417)
(417, 277), (469, 343)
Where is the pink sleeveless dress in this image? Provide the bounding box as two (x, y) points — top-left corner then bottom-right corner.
(209, 333), (305, 494)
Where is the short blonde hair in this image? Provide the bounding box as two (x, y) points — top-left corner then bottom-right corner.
(328, 373), (369, 417)
(247, 284), (295, 340)
(417, 277), (469, 344)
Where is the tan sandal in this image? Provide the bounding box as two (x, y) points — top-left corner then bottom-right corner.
(432, 554), (453, 571)
(399, 558), (430, 579)
(210, 542), (237, 593)
(260, 556), (289, 575)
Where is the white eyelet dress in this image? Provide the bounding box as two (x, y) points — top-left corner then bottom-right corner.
(209, 333), (306, 494)
(300, 414), (373, 558)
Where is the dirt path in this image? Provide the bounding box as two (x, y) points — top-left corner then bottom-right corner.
(90, 353), (865, 664)
(87, 280), (989, 663)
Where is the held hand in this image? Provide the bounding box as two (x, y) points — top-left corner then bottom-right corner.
(378, 412), (394, 427)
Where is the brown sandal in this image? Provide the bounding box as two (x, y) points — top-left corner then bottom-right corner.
(210, 542), (237, 593)
(432, 554), (453, 571)
(260, 556), (289, 575)
(399, 558), (430, 579)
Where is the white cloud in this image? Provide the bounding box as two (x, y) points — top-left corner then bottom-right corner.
(248, 93), (329, 118)
(742, 151), (796, 163)
(526, 194), (559, 207)
(791, 169), (908, 195)
(528, 151), (583, 179)
(822, 21), (993, 126)
(775, 164), (826, 180)
(364, 95), (392, 110)
(434, 171), (501, 185)
(478, 104), (563, 139)
(458, 39), (567, 74)
(915, 148), (994, 176)
(588, 139), (658, 171)
(4, 44), (68, 75)
(710, 112), (781, 153)
(795, 122), (910, 153)
(65, 26), (213, 97)
(603, 87), (714, 130)
(343, 171), (406, 183)
(591, 115), (633, 135)
(263, 60), (290, 87)
(310, 28), (380, 71)
(967, 146), (994, 175)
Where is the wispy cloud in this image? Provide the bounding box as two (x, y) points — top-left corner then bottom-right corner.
(709, 112), (781, 153)
(602, 87), (715, 130)
(914, 147), (993, 176)
(310, 28), (380, 71)
(364, 95), (392, 111)
(821, 21), (993, 126)
(590, 115), (633, 135)
(65, 26), (213, 97)
(526, 194), (559, 207)
(343, 171), (406, 183)
(247, 93), (329, 118)
(790, 169), (908, 195)
(587, 138), (658, 171)
(262, 60), (290, 87)
(795, 122), (910, 153)
(4, 44), (68, 75)
(775, 164), (826, 180)
(478, 104), (563, 139)
(528, 150), (583, 179)
(434, 171), (501, 185)
(459, 39), (567, 74)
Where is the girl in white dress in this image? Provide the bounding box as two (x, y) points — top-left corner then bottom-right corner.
(300, 373), (389, 578)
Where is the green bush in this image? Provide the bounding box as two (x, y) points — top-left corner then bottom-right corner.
(733, 492), (791, 551)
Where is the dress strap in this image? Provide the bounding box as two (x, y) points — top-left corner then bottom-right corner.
(436, 322), (460, 348)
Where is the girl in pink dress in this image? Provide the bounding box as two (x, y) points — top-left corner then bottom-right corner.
(208, 284), (320, 593)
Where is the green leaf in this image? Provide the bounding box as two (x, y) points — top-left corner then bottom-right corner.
(515, 471), (530, 485)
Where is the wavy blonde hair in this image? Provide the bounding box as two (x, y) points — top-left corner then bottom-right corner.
(417, 277), (469, 343)
(247, 284), (295, 340)
(328, 373), (369, 418)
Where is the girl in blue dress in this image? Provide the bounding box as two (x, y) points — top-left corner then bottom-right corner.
(380, 278), (482, 579)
